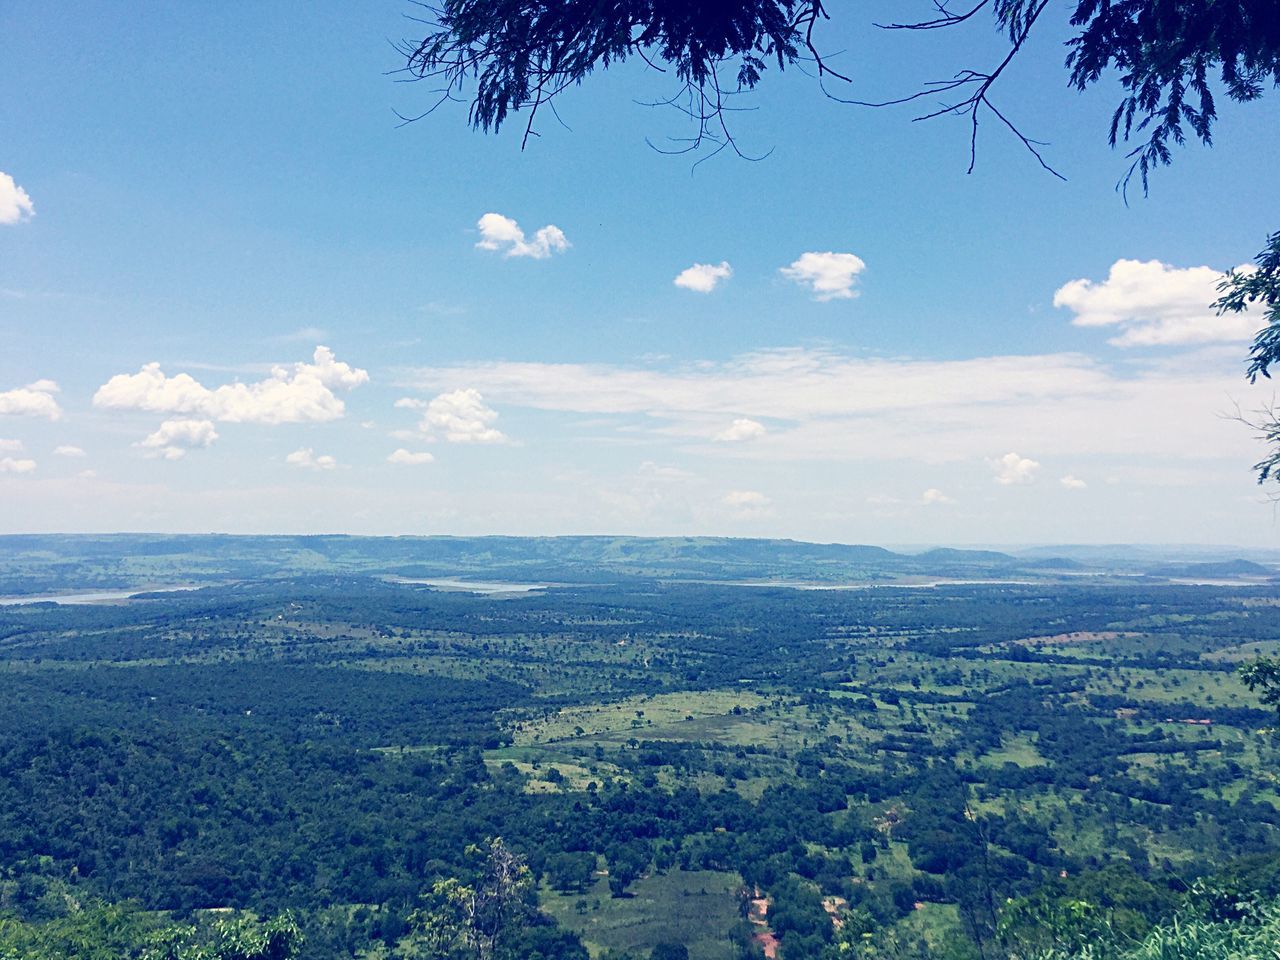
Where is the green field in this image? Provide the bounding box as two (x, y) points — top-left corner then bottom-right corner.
(540, 870), (746, 960)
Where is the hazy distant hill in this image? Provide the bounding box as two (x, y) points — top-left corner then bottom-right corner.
(1018, 557), (1088, 570)
(1016, 544), (1280, 564)
(911, 547), (1018, 564)
(1149, 559), (1276, 579)
(1, 533), (1276, 595)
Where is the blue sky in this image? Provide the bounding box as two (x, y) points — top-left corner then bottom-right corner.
(2, 0), (1279, 544)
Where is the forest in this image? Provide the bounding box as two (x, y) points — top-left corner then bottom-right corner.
(0, 538), (1278, 960)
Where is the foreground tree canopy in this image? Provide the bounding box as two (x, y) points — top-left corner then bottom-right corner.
(399, 0), (1279, 183)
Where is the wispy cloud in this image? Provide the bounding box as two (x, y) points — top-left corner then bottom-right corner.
(387, 448), (435, 465)
(270, 326), (330, 343)
(286, 448), (338, 470)
(406, 345), (1262, 469)
(722, 489), (773, 518)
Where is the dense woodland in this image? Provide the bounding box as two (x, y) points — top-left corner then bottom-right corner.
(0, 542), (1278, 959)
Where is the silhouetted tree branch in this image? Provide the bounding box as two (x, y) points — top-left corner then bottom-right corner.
(396, 0), (1280, 186)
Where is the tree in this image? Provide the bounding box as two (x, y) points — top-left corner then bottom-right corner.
(398, 1), (1279, 182)
(605, 844), (649, 898)
(143, 914), (302, 960)
(650, 943), (689, 960)
(546, 852), (596, 894)
(1216, 232), (1280, 484)
(0, 905), (302, 960)
(1241, 656), (1280, 720)
(411, 838), (532, 960)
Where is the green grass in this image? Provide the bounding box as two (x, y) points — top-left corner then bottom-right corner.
(539, 869), (745, 960)
(980, 733), (1046, 768)
(481, 755), (609, 792)
(513, 690), (768, 746)
(1082, 669), (1254, 706)
(1059, 900), (1280, 960)
(892, 901), (966, 953)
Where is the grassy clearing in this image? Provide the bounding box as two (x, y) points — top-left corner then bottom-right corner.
(513, 690), (768, 746)
(539, 869), (744, 960)
(481, 756), (607, 792)
(1083, 668), (1254, 706)
(893, 901), (965, 952)
(1203, 639), (1280, 663)
(980, 733), (1046, 768)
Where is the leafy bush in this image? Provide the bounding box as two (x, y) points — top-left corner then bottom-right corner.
(1040, 897), (1280, 960)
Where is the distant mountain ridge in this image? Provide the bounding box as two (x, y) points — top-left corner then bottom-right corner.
(0, 533), (1277, 595)
(1148, 559), (1276, 579)
(911, 547), (1018, 564)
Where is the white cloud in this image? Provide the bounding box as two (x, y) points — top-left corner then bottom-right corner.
(54, 445), (86, 457)
(0, 380), (62, 420)
(0, 172), (34, 225)
(475, 213), (569, 259)
(139, 418), (219, 460)
(421, 388), (507, 444)
(991, 452), (1040, 485)
(94, 346), (367, 424)
(780, 252), (866, 301)
(0, 457), (36, 474)
(387, 448), (435, 465)
(407, 344), (1269, 468)
(1060, 474), (1088, 489)
(286, 448), (337, 470)
(722, 489), (773, 517)
(1053, 259), (1257, 346)
(713, 418), (767, 442)
(921, 488), (954, 505)
(409, 348), (1113, 435)
(674, 261), (732, 293)
(0, 439), (22, 453)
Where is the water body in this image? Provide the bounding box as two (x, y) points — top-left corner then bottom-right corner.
(720, 578), (1042, 590)
(388, 577), (549, 595)
(724, 577), (1277, 591)
(0, 586), (198, 606)
(1165, 577), (1277, 587)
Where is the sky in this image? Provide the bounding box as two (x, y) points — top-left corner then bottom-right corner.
(1, 1), (1279, 545)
